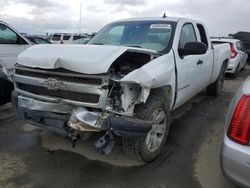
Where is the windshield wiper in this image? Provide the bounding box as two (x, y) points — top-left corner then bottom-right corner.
(124, 45), (142, 48)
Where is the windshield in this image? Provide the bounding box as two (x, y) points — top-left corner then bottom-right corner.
(88, 21), (176, 52)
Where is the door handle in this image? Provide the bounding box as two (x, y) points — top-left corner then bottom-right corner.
(197, 60), (204, 65)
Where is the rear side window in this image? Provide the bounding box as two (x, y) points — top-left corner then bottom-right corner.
(197, 24), (208, 47)
(0, 24), (18, 44)
(63, 35), (71, 40)
(236, 41), (245, 52)
(52, 34), (61, 41)
(179, 23), (197, 49)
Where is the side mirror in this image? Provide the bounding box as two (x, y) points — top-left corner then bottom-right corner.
(179, 42), (208, 57)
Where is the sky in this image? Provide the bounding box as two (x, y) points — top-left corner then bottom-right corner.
(0, 0), (249, 36)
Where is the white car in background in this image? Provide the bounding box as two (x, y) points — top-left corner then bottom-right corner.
(212, 38), (248, 78)
(50, 33), (89, 44)
(0, 21), (31, 105)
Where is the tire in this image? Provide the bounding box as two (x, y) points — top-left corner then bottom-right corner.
(0, 79), (13, 106)
(207, 63), (226, 97)
(122, 94), (170, 162)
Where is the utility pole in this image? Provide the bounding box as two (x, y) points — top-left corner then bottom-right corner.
(79, 3), (82, 34)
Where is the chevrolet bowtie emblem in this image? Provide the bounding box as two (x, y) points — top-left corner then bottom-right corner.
(42, 78), (64, 90)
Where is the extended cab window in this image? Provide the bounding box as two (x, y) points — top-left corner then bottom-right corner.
(179, 23), (197, 49)
(197, 24), (208, 47)
(0, 24), (18, 44)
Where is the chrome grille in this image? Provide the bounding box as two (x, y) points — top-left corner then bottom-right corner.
(14, 66), (109, 108)
(15, 69), (102, 85)
(18, 83), (100, 103)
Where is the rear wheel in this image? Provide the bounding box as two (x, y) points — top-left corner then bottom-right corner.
(0, 79), (13, 106)
(122, 94), (170, 162)
(207, 63), (226, 97)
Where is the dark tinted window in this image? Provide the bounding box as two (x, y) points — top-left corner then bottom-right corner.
(0, 24), (18, 44)
(73, 36), (86, 40)
(179, 23), (197, 49)
(197, 24), (208, 47)
(52, 34), (61, 41)
(63, 35), (71, 40)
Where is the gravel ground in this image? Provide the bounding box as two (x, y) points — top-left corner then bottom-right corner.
(0, 65), (249, 188)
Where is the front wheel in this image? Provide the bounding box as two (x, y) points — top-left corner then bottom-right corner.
(122, 94), (170, 162)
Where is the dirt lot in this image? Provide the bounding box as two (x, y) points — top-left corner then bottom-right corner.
(1, 66), (249, 188)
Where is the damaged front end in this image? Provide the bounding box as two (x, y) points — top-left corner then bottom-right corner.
(13, 45), (164, 155)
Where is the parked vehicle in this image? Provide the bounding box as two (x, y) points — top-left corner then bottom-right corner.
(74, 37), (91, 44)
(232, 32), (250, 59)
(221, 76), (250, 187)
(50, 33), (89, 44)
(25, 36), (51, 45)
(12, 17), (231, 162)
(0, 21), (31, 105)
(212, 38), (248, 78)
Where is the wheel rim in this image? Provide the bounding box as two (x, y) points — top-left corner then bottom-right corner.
(145, 108), (167, 152)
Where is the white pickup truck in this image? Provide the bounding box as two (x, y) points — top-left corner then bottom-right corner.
(13, 17), (230, 162)
(0, 21), (30, 105)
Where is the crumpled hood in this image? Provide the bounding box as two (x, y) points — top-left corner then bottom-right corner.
(17, 44), (157, 74)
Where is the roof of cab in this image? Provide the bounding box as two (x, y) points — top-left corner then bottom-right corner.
(111, 17), (205, 26)
(113, 17), (183, 23)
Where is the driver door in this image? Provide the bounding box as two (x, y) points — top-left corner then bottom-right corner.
(174, 23), (208, 108)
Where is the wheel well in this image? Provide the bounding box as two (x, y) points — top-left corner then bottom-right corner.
(148, 86), (172, 108)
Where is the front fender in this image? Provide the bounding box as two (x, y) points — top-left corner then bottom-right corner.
(120, 51), (176, 108)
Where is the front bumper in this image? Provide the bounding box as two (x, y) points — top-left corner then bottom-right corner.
(14, 94), (152, 137)
(221, 136), (250, 188)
